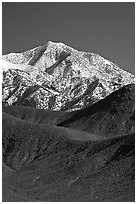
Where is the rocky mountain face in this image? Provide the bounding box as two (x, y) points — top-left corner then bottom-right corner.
(2, 41), (135, 202)
(57, 83), (135, 138)
(2, 41), (134, 111)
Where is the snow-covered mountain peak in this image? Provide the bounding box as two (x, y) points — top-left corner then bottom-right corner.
(2, 41), (134, 111)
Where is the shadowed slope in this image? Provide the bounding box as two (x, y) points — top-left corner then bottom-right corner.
(28, 43), (48, 66)
(45, 51), (71, 75)
(57, 84), (135, 138)
(2, 110), (135, 201)
(2, 105), (66, 125)
(3, 112), (106, 170)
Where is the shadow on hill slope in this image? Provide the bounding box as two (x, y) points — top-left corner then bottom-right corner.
(2, 105), (66, 125)
(57, 84), (135, 138)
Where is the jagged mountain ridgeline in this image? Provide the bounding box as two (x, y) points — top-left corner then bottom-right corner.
(2, 41), (134, 111)
(2, 41), (135, 201)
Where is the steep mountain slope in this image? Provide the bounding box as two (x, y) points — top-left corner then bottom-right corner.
(57, 83), (135, 138)
(2, 111), (135, 202)
(2, 41), (134, 111)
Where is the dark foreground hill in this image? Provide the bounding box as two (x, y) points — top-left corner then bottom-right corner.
(57, 83), (135, 138)
(2, 111), (135, 201)
(3, 112), (106, 170)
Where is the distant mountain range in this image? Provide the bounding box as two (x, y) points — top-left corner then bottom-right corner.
(2, 41), (134, 111)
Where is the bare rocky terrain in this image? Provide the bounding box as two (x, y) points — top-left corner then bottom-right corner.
(2, 41), (135, 201)
(2, 41), (134, 111)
